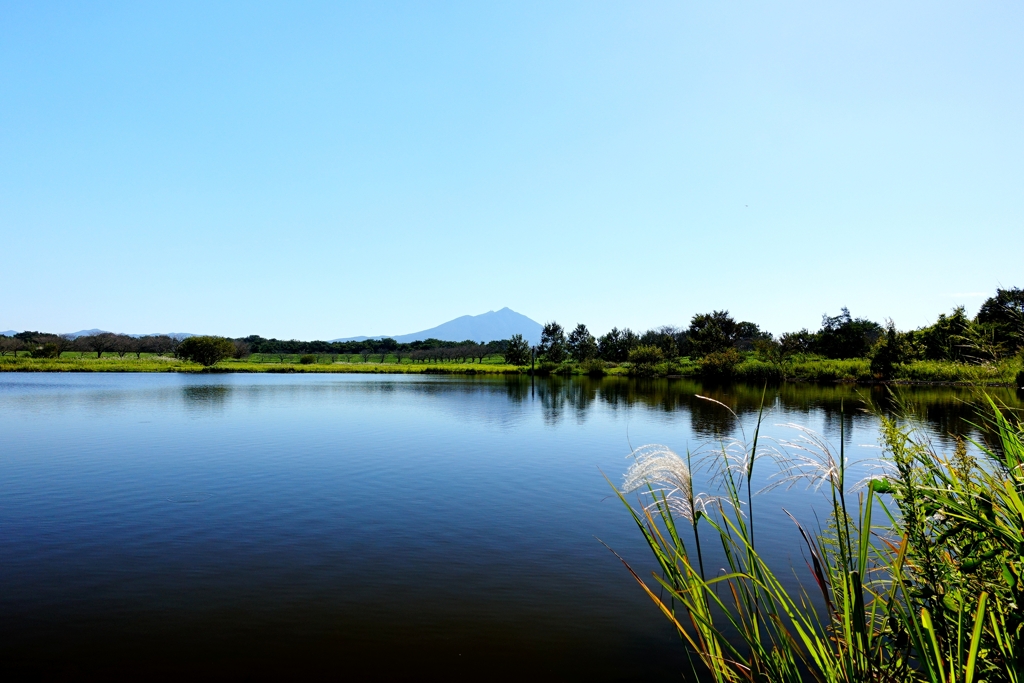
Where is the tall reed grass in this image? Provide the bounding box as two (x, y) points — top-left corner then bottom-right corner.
(611, 394), (1023, 682)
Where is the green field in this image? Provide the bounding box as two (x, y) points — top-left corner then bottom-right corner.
(2, 351), (1020, 385)
(0, 353), (524, 374)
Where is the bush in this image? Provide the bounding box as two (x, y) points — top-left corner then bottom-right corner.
(698, 348), (742, 379)
(628, 345), (664, 376)
(535, 360), (560, 375)
(580, 358), (606, 377)
(30, 343), (59, 359)
(733, 358), (782, 382)
(175, 336), (236, 367)
(299, 354), (317, 365)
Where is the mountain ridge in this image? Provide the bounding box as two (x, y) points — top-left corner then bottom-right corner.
(332, 308), (543, 345)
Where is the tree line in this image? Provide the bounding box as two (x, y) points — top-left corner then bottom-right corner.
(0, 332), (196, 359)
(526, 286), (1024, 369)
(3, 286), (1021, 369)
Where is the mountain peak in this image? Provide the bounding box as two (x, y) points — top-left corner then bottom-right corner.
(332, 308), (543, 344)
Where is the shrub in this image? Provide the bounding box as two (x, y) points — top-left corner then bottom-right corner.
(579, 358), (606, 377)
(30, 342), (59, 359)
(299, 354), (317, 365)
(698, 348), (742, 378)
(175, 336), (236, 367)
(534, 360), (560, 376)
(628, 345), (664, 376)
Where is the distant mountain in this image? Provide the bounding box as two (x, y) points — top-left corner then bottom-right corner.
(333, 308), (543, 345)
(138, 332), (195, 340)
(3, 329), (197, 339)
(66, 329), (111, 338)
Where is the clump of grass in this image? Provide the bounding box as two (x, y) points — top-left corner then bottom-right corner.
(610, 393), (1024, 682)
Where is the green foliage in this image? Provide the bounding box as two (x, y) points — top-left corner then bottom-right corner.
(640, 326), (681, 358)
(299, 354), (317, 364)
(612, 396), (1024, 683)
(688, 310), (738, 357)
(628, 344), (665, 377)
(30, 342), (59, 359)
(175, 336), (237, 367)
(503, 333), (531, 365)
(870, 320), (911, 379)
(976, 287), (1024, 354)
(598, 327), (639, 362)
(579, 358), (607, 377)
(567, 323), (599, 362)
(539, 322), (567, 363)
(917, 306), (972, 362)
(699, 348), (743, 379)
(815, 307), (883, 359)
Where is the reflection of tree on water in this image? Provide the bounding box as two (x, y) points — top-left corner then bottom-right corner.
(516, 376), (1024, 441)
(503, 376), (531, 403)
(533, 377), (568, 425)
(181, 384), (231, 410)
(564, 379), (598, 424)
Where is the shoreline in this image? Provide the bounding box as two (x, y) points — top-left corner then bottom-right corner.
(1, 358), (1020, 388)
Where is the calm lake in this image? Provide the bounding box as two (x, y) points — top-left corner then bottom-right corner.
(2, 373), (1021, 681)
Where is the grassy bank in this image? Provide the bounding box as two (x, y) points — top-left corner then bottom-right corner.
(2, 352), (1021, 385)
(720, 356), (1022, 384)
(0, 355), (523, 374)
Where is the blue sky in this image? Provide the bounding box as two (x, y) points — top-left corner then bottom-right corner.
(2, 1), (1022, 339)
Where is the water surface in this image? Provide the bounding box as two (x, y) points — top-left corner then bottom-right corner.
(1, 374), (1019, 681)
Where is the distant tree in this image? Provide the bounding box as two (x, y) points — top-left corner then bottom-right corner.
(175, 336), (236, 366)
(779, 329), (815, 355)
(14, 331), (43, 343)
(83, 333), (117, 359)
(870, 320), (910, 379)
(753, 337), (791, 371)
(567, 324), (598, 362)
(51, 333), (75, 358)
(232, 340), (251, 359)
(598, 327), (638, 362)
(538, 322), (567, 363)
(503, 334), (531, 365)
(687, 311), (738, 358)
(31, 341), (60, 358)
(0, 336), (25, 357)
(640, 326), (679, 359)
(378, 338), (398, 362)
(470, 344), (490, 363)
(975, 287), (1024, 353)
(129, 336), (147, 359)
(733, 321), (772, 351)
(111, 335), (136, 358)
(360, 346), (373, 363)
(628, 344), (665, 377)
(142, 335), (176, 356)
(916, 306), (971, 362)
(813, 308), (882, 359)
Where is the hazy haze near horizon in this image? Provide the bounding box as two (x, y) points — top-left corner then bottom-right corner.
(2, 1), (1021, 339)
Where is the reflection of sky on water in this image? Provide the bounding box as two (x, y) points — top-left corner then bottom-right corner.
(0, 373), (1020, 680)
